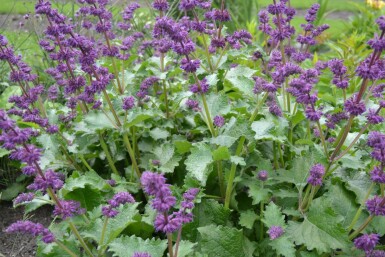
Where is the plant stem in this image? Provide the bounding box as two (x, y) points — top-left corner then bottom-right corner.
(102, 89), (121, 127)
(99, 132), (120, 176)
(348, 183), (375, 232)
(330, 116), (354, 161)
(224, 136), (245, 209)
(349, 215), (374, 240)
(122, 132), (141, 178)
(55, 240), (78, 257)
(217, 160), (225, 199)
(162, 80), (170, 118)
(68, 221), (95, 257)
(79, 154), (93, 171)
(97, 217), (109, 256)
(174, 228), (183, 257)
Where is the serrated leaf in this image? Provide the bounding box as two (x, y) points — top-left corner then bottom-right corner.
(225, 66), (255, 96)
(262, 202), (286, 228)
(124, 109), (157, 129)
(174, 140), (192, 154)
(84, 111), (115, 130)
(287, 197), (350, 253)
(0, 183), (24, 201)
(0, 148), (10, 157)
(185, 143), (213, 186)
(109, 235), (167, 257)
(251, 115), (288, 143)
(230, 156), (246, 166)
(172, 240), (197, 257)
(239, 210), (258, 229)
(0, 86), (21, 109)
(83, 203), (139, 245)
(37, 239), (81, 257)
(205, 93), (231, 117)
(65, 186), (102, 211)
(183, 199), (231, 241)
(335, 170), (373, 204)
(212, 146), (231, 161)
(198, 225), (254, 257)
(153, 143), (181, 173)
(269, 236), (296, 257)
(149, 128), (170, 140)
(63, 170), (109, 193)
(244, 179), (271, 205)
(211, 117), (254, 147)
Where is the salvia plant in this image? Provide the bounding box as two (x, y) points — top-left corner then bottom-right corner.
(2, 0), (385, 256)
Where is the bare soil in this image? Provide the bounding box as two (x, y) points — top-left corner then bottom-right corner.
(0, 202), (53, 257)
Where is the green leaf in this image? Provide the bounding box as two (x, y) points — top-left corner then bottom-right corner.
(0, 86), (21, 109)
(84, 111), (115, 130)
(262, 202), (286, 228)
(198, 225), (255, 257)
(64, 186), (102, 211)
(174, 140), (192, 154)
(269, 236), (296, 257)
(1, 183), (24, 201)
(287, 197), (351, 253)
(109, 235), (167, 257)
(83, 203), (139, 245)
(0, 148), (10, 157)
(225, 65), (255, 96)
(211, 117), (254, 147)
(206, 93), (231, 117)
(251, 115), (288, 143)
(149, 127), (170, 140)
(244, 179), (270, 205)
(63, 170), (109, 194)
(212, 146), (231, 161)
(172, 241), (197, 257)
(153, 143), (181, 173)
(230, 156), (246, 166)
(124, 109), (158, 129)
(325, 182), (363, 229)
(239, 210), (258, 229)
(183, 199), (231, 241)
(185, 143), (213, 186)
(37, 239), (81, 257)
(334, 170), (373, 204)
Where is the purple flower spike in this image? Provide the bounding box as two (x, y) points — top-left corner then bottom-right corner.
(180, 58), (200, 73)
(108, 192), (135, 208)
(6, 220), (55, 244)
(152, 0), (169, 11)
(307, 163), (325, 186)
(213, 116), (225, 127)
(13, 192), (35, 205)
(257, 170), (268, 181)
(268, 226), (284, 240)
(53, 200), (85, 219)
(366, 196), (385, 216)
(154, 213), (182, 233)
(123, 96), (136, 110)
(354, 233), (380, 253)
(102, 205), (119, 218)
(132, 253), (152, 257)
(371, 166), (385, 183)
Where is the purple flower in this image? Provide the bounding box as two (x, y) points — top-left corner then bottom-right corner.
(189, 78), (209, 94)
(102, 205), (119, 218)
(179, 0), (198, 11)
(366, 196), (385, 216)
(305, 4), (320, 23)
(372, 250), (385, 257)
(132, 253), (152, 257)
(123, 96), (136, 110)
(53, 200), (85, 219)
(186, 99), (200, 112)
(213, 116), (225, 127)
(154, 213), (182, 233)
(257, 170), (268, 181)
(27, 170), (64, 193)
(6, 220), (55, 244)
(141, 171), (176, 212)
(106, 179), (116, 186)
(371, 166), (385, 183)
(354, 233), (380, 253)
(13, 192), (35, 205)
(344, 96), (366, 116)
(367, 109), (384, 124)
(376, 16), (385, 31)
(152, 0), (169, 11)
(268, 226), (284, 240)
(305, 106), (322, 121)
(180, 58), (200, 73)
(152, 159), (161, 166)
(108, 192), (135, 207)
(307, 163), (325, 186)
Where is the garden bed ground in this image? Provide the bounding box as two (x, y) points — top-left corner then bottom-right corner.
(0, 202), (52, 257)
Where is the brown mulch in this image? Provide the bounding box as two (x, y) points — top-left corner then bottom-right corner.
(0, 202), (53, 257)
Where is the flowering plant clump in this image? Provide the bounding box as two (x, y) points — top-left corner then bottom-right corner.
(2, 0), (385, 256)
